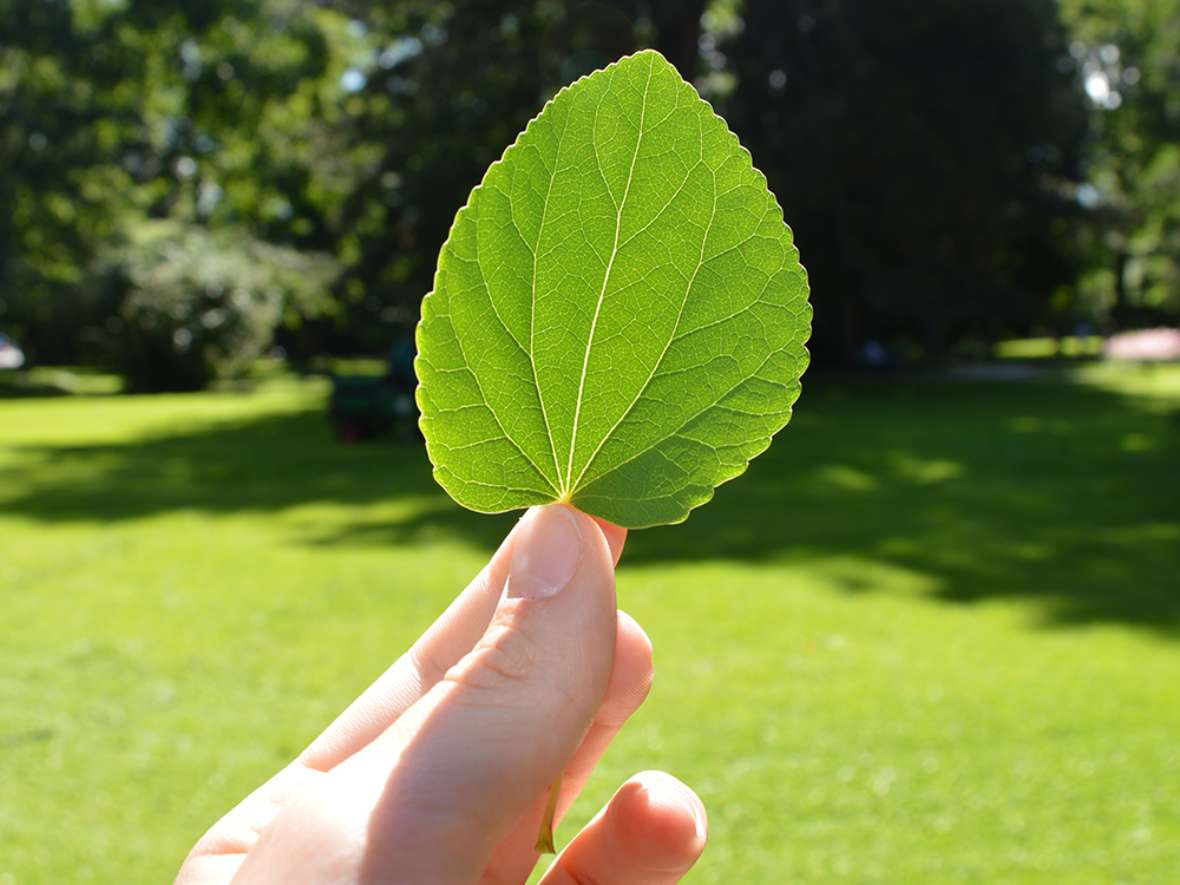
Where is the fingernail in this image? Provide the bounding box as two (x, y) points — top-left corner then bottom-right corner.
(682, 786), (708, 843)
(638, 771), (708, 843)
(506, 506), (582, 600)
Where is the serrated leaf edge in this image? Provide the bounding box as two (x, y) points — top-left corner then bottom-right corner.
(415, 48), (813, 528)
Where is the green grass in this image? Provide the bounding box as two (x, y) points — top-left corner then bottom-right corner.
(2, 365), (1179, 883)
(0, 365), (124, 397)
(994, 335), (1106, 360)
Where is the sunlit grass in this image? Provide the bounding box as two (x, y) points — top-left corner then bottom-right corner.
(0, 365), (124, 396)
(994, 335), (1105, 360)
(2, 365), (1178, 883)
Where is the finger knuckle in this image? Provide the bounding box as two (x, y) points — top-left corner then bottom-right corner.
(444, 615), (543, 697)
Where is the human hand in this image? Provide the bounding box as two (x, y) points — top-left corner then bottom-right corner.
(177, 504), (707, 884)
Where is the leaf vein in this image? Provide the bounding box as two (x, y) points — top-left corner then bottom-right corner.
(564, 51), (655, 493)
(571, 107), (719, 492)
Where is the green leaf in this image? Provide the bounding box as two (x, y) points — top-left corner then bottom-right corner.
(415, 49), (811, 529)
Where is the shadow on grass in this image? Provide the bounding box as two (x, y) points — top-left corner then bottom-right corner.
(1, 408), (444, 522)
(4, 374), (1178, 634)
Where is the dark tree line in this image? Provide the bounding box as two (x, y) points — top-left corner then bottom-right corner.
(724, 0), (1090, 361)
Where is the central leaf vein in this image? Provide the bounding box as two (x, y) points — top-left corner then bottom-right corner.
(564, 52), (655, 493)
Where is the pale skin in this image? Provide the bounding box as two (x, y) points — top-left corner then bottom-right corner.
(177, 504), (707, 884)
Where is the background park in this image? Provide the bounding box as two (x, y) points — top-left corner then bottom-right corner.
(2, 1), (1179, 882)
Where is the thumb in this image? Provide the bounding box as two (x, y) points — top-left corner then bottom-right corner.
(353, 504), (618, 881)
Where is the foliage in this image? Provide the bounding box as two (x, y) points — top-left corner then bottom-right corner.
(418, 51), (810, 527)
(102, 222), (335, 392)
(3, 366), (1179, 881)
(295, 0), (710, 358)
(718, 0), (1092, 361)
(0, 0), (1175, 370)
(1059, 0), (1180, 324)
(0, 0), (349, 366)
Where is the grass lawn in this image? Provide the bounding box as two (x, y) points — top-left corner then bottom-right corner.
(2, 364), (1178, 883)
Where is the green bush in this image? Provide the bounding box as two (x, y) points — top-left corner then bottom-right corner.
(104, 222), (334, 392)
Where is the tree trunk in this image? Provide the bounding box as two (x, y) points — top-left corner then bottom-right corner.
(1112, 247), (1129, 329)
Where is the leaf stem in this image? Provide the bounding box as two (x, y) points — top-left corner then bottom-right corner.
(535, 772), (563, 854)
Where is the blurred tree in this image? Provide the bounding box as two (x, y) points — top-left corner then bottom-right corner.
(292, 0), (706, 360)
(1061, 0), (1180, 327)
(0, 0), (128, 362)
(2, 0), (709, 370)
(0, 0), (345, 370)
(720, 0), (1091, 362)
(7, 0), (1171, 375)
(99, 220), (334, 391)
